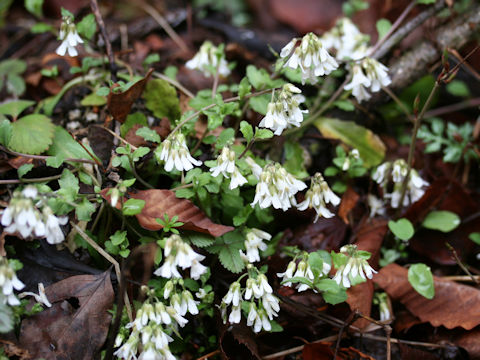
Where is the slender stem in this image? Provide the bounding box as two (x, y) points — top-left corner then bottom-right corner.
(445, 242), (479, 284)
(238, 139), (255, 160)
(92, 125), (138, 150)
(129, 157), (154, 189)
(196, 349), (221, 360)
(0, 173), (64, 185)
(153, 71), (194, 98)
(424, 97), (480, 118)
(90, 0), (117, 81)
(0, 146), (97, 165)
(382, 86), (415, 123)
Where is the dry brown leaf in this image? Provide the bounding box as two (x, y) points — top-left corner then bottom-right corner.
(338, 187), (359, 224)
(107, 68), (153, 123)
(374, 264), (480, 330)
(101, 188), (234, 237)
(19, 270), (114, 359)
(302, 342), (334, 360)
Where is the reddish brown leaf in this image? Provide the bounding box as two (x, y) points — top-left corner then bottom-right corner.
(101, 188), (234, 237)
(398, 343), (440, 360)
(19, 270), (114, 360)
(338, 346), (376, 360)
(453, 327), (480, 359)
(374, 264), (480, 330)
(219, 321), (261, 360)
(302, 342), (334, 360)
(338, 187), (359, 224)
(107, 68), (153, 123)
(0, 339), (30, 359)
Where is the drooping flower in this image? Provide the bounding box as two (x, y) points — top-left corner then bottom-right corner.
(321, 17), (369, 61)
(280, 32), (338, 84)
(186, 41), (231, 77)
(251, 163), (307, 211)
(156, 133), (202, 172)
(56, 16), (83, 57)
(210, 147), (247, 189)
(259, 84), (308, 135)
(344, 64), (372, 102)
(345, 57), (391, 102)
(333, 245), (377, 288)
(242, 228), (271, 263)
(297, 173), (340, 222)
(0, 257), (24, 306)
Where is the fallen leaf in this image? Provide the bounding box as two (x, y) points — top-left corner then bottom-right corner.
(338, 346), (376, 360)
(19, 270), (114, 359)
(374, 264), (480, 330)
(398, 343), (440, 360)
(107, 68), (153, 123)
(219, 320), (261, 360)
(453, 327), (480, 359)
(302, 341), (334, 360)
(101, 188), (234, 237)
(338, 187), (359, 224)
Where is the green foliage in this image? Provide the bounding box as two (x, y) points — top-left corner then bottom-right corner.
(417, 0), (436, 4)
(0, 59), (27, 96)
(422, 210), (460, 232)
(81, 93), (106, 106)
(376, 18), (392, 39)
(9, 114), (54, 154)
(17, 163), (33, 178)
(238, 77), (251, 100)
(156, 214), (184, 235)
(47, 126), (99, 166)
(0, 302), (13, 333)
(122, 198), (145, 216)
(144, 79), (181, 122)
(76, 14), (96, 40)
(388, 218), (414, 241)
(446, 80), (470, 97)
(25, 0), (43, 18)
(184, 232), (215, 248)
(283, 141), (308, 178)
(121, 112), (148, 138)
(0, 100), (34, 118)
(105, 231), (130, 258)
(239, 121), (254, 142)
(408, 263), (435, 299)
(343, 0), (369, 16)
(207, 231), (245, 273)
(136, 127), (161, 143)
(469, 232), (480, 245)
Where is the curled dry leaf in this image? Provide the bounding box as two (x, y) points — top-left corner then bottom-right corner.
(19, 270), (114, 360)
(374, 264), (480, 330)
(107, 68), (154, 123)
(338, 186), (360, 224)
(101, 188), (234, 237)
(219, 320), (261, 360)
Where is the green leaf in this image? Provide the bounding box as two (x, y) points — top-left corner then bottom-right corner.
(216, 128), (235, 149)
(239, 121), (254, 142)
(249, 94), (270, 115)
(136, 127), (161, 143)
(0, 302), (14, 333)
(97, 87), (110, 96)
(309, 251), (331, 273)
(80, 93), (106, 106)
(417, 0), (435, 4)
(255, 128), (273, 140)
(408, 263), (435, 299)
(314, 117), (386, 167)
(246, 65), (271, 89)
(0, 59), (26, 75)
(122, 198), (145, 216)
(388, 218), (415, 241)
(76, 14), (96, 40)
(143, 54), (160, 67)
(284, 141), (308, 178)
(233, 206), (253, 226)
(25, 0), (43, 18)
(184, 232), (215, 248)
(47, 126), (99, 162)
(110, 230), (127, 246)
(60, 7), (74, 19)
(144, 79), (181, 122)
(315, 278), (341, 293)
(31, 22), (54, 33)
(469, 232), (480, 245)
(422, 211), (460, 232)
(238, 77), (252, 99)
(6, 73), (26, 96)
(376, 18), (392, 39)
(322, 286), (348, 305)
(76, 198), (96, 221)
(0, 119), (12, 146)
(0, 100), (35, 118)
(333, 99), (355, 111)
(18, 163), (34, 178)
(46, 153), (65, 168)
(207, 231), (245, 273)
(9, 114), (54, 154)
(446, 80), (470, 98)
(121, 112), (148, 138)
(58, 169), (79, 201)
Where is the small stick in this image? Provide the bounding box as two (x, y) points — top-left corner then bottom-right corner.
(153, 71), (195, 98)
(0, 146), (97, 165)
(446, 242), (479, 284)
(196, 349), (221, 360)
(262, 335), (339, 359)
(90, 0), (117, 81)
(92, 125), (138, 150)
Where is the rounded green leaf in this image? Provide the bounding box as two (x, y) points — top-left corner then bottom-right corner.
(8, 114), (54, 154)
(422, 211), (460, 232)
(388, 218), (414, 241)
(122, 199), (145, 216)
(0, 100), (35, 118)
(408, 263), (435, 299)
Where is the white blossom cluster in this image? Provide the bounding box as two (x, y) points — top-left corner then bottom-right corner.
(321, 17), (369, 61)
(220, 271), (279, 333)
(1, 186), (68, 244)
(186, 41), (231, 77)
(156, 133), (202, 173)
(241, 228), (271, 263)
(209, 147), (247, 190)
(250, 162), (307, 211)
(154, 234), (207, 280)
(280, 32), (339, 84)
(259, 84), (308, 135)
(297, 173), (340, 222)
(372, 159), (429, 208)
(344, 57), (391, 102)
(341, 148), (360, 171)
(56, 16), (83, 57)
(162, 280), (200, 319)
(332, 245), (377, 288)
(0, 257), (24, 306)
(277, 257), (331, 292)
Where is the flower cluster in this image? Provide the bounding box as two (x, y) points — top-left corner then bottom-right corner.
(321, 17), (369, 61)
(210, 147), (247, 189)
(277, 256), (331, 292)
(186, 40), (231, 77)
(344, 57), (391, 102)
(1, 186), (68, 244)
(297, 173), (340, 222)
(156, 133), (202, 172)
(56, 15), (83, 57)
(280, 32), (338, 84)
(154, 234), (207, 280)
(372, 159), (429, 208)
(0, 257), (24, 306)
(221, 269), (279, 333)
(241, 228), (271, 263)
(259, 84), (308, 135)
(332, 245), (377, 288)
(251, 162), (307, 211)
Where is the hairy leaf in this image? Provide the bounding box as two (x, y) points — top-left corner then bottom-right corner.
(9, 114), (54, 154)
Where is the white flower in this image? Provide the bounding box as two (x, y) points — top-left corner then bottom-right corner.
(43, 208), (68, 245)
(297, 173), (340, 222)
(223, 282), (241, 307)
(19, 282), (51, 307)
(277, 261), (296, 287)
(167, 306), (188, 327)
(261, 293), (280, 320)
(344, 64), (372, 102)
(0, 257), (24, 306)
(292, 260), (315, 292)
(210, 147), (247, 190)
(333, 245), (377, 288)
(281, 33), (338, 84)
(56, 16), (83, 57)
(362, 57), (391, 92)
(230, 168), (248, 190)
(156, 133), (202, 172)
(114, 335), (139, 360)
(243, 228), (271, 263)
(259, 84), (308, 135)
(195, 288), (207, 299)
(251, 163), (307, 211)
(245, 157), (263, 180)
(372, 162), (390, 187)
(21, 186), (38, 199)
(367, 194), (386, 218)
(228, 305), (241, 324)
(154, 256), (182, 279)
(181, 290), (199, 315)
(186, 41), (230, 77)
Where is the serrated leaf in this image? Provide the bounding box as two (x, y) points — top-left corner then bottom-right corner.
(239, 121), (253, 142)
(122, 199), (145, 216)
(0, 100), (35, 118)
(143, 79), (180, 122)
(9, 114), (54, 154)
(219, 245), (244, 273)
(388, 218), (414, 241)
(18, 163), (33, 178)
(246, 65), (271, 89)
(255, 128), (273, 140)
(184, 232), (215, 248)
(422, 210), (460, 232)
(58, 169), (79, 201)
(238, 77), (251, 99)
(47, 126), (99, 162)
(76, 198), (96, 221)
(216, 128), (234, 149)
(249, 94), (270, 115)
(314, 117), (385, 167)
(408, 263), (435, 299)
(136, 127), (161, 143)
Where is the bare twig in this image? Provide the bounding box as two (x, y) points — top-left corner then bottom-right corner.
(0, 146), (97, 165)
(446, 242), (479, 284)
(90, 0), (117, 81)
(424, 97), (480, 118)
(196, 349), (221, 360)
(92, 125), (138, 150)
